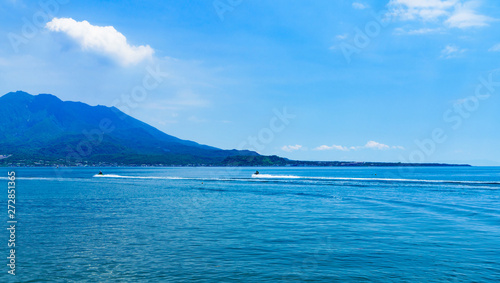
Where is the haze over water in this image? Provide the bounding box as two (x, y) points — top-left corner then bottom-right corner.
(2, 166), (499, 282)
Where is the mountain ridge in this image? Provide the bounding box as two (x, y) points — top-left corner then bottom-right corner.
(0, 91), (471, 167)
(0, 91), (261, 166)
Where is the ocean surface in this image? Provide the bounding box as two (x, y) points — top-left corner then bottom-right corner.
(1, 166), (499, 282)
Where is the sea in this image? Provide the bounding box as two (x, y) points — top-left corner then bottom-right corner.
(0, 166), (499, 282)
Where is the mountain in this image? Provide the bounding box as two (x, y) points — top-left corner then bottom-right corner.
(0, 91), (262, 166)
(0, 91), (470, 167)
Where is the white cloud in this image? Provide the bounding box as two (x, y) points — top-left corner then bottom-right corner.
(352, 2), (368, 10)
(315, 144), (349, 151)
(445, 1), (494, 28)
(388, 0), (458, 21)
(364, 140), (390, 150)
(489, 43), (500, 52)
(46, 17), (154, 66)
(440, 44), (466, 58)
(388, 0), (493, 29)
(315, 141), (404, 151)
(282, 145), (303, 152)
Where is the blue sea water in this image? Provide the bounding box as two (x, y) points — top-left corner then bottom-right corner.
(0, 166), (499, 282)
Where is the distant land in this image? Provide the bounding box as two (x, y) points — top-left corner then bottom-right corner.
(0, 91), (470, 167)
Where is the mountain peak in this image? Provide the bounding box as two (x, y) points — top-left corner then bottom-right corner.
(1, 91), (63, 104)
(7, 90), (31, 96)
(1, 90), (33, 101)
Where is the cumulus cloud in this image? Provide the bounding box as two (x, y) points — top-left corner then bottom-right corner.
(440, 44), (466, 58)
(388, 0), (493, 29)
(388, 0), (458, 21)
(352, 2), (369, 10)
(315, 141), (404, 151)
(364, 140), (390, 150)
(281, 145), (303, 152)
(46, 17), (154, 66)
(445, 1), (494, 28)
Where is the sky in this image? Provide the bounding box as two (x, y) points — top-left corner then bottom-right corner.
(1, 0), (500, 165)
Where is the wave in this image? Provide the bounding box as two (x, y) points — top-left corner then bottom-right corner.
(1, 174), (497, 187)
(93, 174), (241, 182)
(251, 174), (500, 186)
(0, 177), (82, 181)
(251, 174), (301, 179)
(93, 174), (189, 180)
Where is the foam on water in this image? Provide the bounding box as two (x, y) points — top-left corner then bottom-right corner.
(94, 174), (188, 180)
(2, 173), (497, 187)
(88, 173), (500, 187)
(251, 173), (500, 186)
(0, 176), (77, 181)
(93, 174), (238, 182)
(251, 174), (301, 179)
(1, 167), (499, 282)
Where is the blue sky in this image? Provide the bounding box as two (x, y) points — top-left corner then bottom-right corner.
(1, 0), (500, 165)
